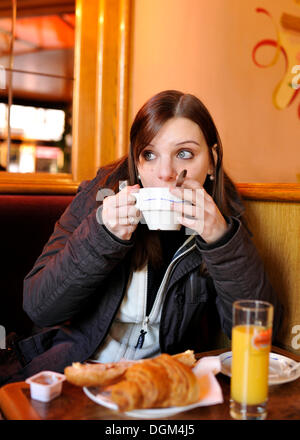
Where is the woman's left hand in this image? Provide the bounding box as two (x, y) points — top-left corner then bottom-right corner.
(170, 179), (228, 244)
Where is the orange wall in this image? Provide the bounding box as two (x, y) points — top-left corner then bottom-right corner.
(129, 0), (300, 183)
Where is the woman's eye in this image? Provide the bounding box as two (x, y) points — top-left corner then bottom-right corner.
(142, 150), (155, 161)
(177, 150), (193, 159)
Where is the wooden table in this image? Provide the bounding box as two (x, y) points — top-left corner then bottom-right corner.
(0, 346), (300, 421)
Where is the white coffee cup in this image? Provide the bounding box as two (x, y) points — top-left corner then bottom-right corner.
(133, 187), (184, 230)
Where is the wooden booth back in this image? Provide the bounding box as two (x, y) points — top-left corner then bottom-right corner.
(244, 198), (300, 355)
(0, 195), (74, 337)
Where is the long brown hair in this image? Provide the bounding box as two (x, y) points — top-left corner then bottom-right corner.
(99, 90), (245, 270)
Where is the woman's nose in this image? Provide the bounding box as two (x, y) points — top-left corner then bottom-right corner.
(157, 159), (177, 182)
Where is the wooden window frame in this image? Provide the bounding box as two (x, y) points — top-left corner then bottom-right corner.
(0, 0), (131, 194)
(0, 0), (299, 202)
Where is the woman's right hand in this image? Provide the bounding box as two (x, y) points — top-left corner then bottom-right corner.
(102, 184), (141, 241)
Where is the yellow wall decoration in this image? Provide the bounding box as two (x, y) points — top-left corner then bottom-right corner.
(252, 7), (300, 118)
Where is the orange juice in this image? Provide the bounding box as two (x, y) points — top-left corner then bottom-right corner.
(231, 325), (271, 405)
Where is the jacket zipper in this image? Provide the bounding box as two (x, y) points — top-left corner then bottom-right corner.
(135, 235), (196, 349)
(159, 242), (198, 351)
(135, 269), (149, 349)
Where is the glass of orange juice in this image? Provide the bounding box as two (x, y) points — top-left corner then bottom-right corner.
(230, 300), (273, 420)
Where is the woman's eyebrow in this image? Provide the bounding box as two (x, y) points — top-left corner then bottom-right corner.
(145, 140), (200, 148)
(175, 140), (200, 146)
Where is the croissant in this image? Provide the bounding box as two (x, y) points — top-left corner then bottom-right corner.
(64, 350), (196, 388)
(109, 353), (200, 411)
(64, 361), (131, 387)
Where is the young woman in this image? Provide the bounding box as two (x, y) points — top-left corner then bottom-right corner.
(8, 90), (282, 381)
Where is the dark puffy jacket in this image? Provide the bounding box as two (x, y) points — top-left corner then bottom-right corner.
(18, 168), (282, 379)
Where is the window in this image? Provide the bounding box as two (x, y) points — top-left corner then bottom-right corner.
(0, 0), (131, 194)
(0, 0), (74, 178)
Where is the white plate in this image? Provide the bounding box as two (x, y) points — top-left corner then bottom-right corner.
(84, 387), (205, 419)
(83, 371), (224, 419)
(219, 351), (300, 385)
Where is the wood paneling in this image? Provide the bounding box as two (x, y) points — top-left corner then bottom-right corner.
(73, 0), (132, 182)
(0, 172), (78, 193)
(244, 199), (300, 354)
(95, 0), (131, 169)
(71, 0), (99, 183)
(237, 183), (300, 202)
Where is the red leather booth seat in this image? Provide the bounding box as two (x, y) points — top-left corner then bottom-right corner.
(0, 194), (74, 337)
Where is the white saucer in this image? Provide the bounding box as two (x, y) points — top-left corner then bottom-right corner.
(83, 386), (207, 419)
(219, 351), (300, 385)
(83, 370), (224, 419)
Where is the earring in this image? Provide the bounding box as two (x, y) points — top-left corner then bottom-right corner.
(208, 170), (215, 181)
